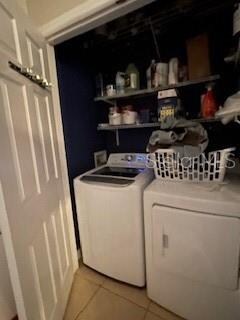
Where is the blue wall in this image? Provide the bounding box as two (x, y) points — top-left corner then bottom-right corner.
(55, 43), (106, 246)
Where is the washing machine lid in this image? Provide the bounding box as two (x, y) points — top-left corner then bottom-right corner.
(145, 173), (240, 218)
(80, 165), (145, 185)
(80, 175), (134, 186)
(90, 166), (144, 178)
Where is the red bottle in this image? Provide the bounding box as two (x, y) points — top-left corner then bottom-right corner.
(202, 84), (218, 118)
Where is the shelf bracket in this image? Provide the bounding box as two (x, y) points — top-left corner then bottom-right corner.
(116, 129), (120, 146)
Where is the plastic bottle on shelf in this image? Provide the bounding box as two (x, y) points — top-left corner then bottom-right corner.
(146, 60), (156, 89)
(202, 84), (218, 118)
(109, 106), (122, 125)
(126, 63), (140, 90)
(116, 72), (126, 94)
(168, 57), (179, 85)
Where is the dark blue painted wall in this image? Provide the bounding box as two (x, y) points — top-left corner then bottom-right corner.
(55, 43), (106, 246)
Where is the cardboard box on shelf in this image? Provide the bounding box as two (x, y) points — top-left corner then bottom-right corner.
(186, 34), (211, 80)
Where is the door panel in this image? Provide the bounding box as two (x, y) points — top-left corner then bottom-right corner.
(21, 21), (50, 82)
(0, 76), (38, 201)
(29, 227), (57, 320)
(33, 91), (57, 181)
(0, 1), (76, 319)
(0, 234), (16, 320)
(0, 2), (21, 62)
(55, 201), (70, 282)
(26, 33), (46, 76)
(152, 205), (240, 290)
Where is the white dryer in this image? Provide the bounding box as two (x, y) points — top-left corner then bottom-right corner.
(144, 175), (240, 320)
(74, 153), (153, 286)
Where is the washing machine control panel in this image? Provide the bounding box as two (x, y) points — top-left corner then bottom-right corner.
(108, 153), (148, 168)
(125, 154), (135, 162)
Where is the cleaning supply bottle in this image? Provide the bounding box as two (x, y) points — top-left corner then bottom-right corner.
(116, 72), (125, 94)
(126, 63), (140, 90)
(202, 84), (218, 118)
(146, 60), (156, 89)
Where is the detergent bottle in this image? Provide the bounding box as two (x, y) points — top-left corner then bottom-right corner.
(202, 84), (218, 118)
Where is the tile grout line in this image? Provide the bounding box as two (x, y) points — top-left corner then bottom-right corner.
(102, 285), (149, 311)
(147, 308), (183, 320)
(143, 298), (151, 320)
(146, 295), (151, 311)
(73, 282), (102, 320)
(143, 308), (149, 320)
(75, 268), (152, 316)
(78, 272), (151, 311)
(73, 268), (183, 320)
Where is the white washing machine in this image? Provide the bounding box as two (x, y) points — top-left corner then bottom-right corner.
(144, 175), (240, 320)
(74, 153), (153, 286)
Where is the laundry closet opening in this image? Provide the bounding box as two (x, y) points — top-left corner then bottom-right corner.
(54, 0), (239, 248)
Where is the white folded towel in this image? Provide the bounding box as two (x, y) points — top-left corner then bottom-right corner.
(147, 120), (209, 158)
(149, 130), (182, 145)
(216, 91), (240, 124)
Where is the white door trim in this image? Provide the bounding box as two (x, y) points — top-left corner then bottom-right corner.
(40, 0), (155, 45)
(0, 181), (27, 320)
(47, 44), (78, 272)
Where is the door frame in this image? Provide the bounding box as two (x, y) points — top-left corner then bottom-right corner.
(47, 44), (79, 272)
(40, 0), (155, 45)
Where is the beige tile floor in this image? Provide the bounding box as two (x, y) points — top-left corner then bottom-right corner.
(64, 263), (184, 320)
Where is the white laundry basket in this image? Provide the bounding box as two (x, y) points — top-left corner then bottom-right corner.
(149, 148), (235, 182)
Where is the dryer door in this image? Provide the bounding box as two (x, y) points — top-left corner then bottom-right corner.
(152, 205), (240, 290)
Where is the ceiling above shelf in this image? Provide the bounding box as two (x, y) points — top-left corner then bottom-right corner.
(74, 0), (234, 51)
(94, 74), (220, 103)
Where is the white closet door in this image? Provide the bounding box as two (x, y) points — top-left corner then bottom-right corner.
(152, 205), (240, 290)
(0, 234), (16, 320)
(0, 0), (77, 319)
